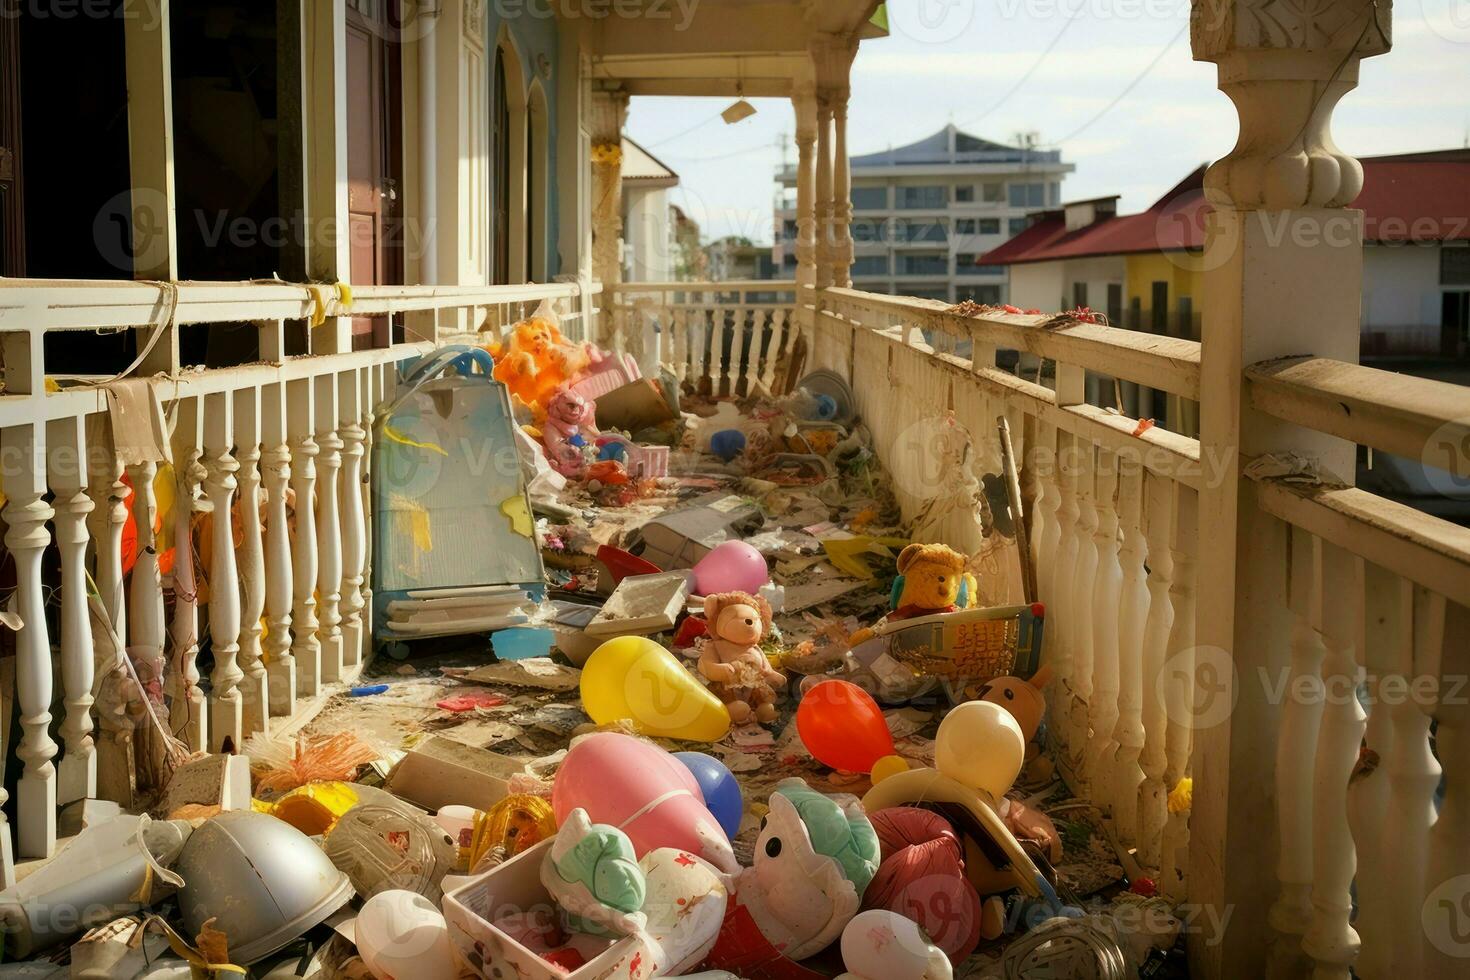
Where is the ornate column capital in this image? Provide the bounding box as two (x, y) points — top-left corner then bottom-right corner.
(1191, 0), (1391, 210)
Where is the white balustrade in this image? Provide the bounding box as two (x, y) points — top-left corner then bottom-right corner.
(234, 386), (270, 737)
(1088, 448), (1123, 807)
(1111, 464), (1148, 844)
(48, 417), (95, 807)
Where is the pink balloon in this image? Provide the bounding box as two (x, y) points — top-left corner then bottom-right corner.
(692, 540), (769, 596)
(552, 732), (738, 873)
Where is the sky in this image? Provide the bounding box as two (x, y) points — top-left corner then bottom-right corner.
(625, 0), (1470, 244)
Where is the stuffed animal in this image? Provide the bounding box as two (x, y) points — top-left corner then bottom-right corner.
(863, 807), (982, 964)
(977, 667), (1061, 859)
(698, 591), (787, 726)
(490, 314), (600, 414)
(850, 543), (978, 646)
(541, 387), (597, 478)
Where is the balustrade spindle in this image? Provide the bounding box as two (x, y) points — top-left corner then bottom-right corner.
(1301, 542), (1366, 980)
(1347, 566), (1405, 980)
(204, 395), (243, 751)
(340, 370), (368, 672)
(708, 306), (726, 396)
(1423, 599), (1470, 980)
(262, 383), (296, 715)
(315, 376), (346, 682)
(1268, 528), (1326, 976)
(125, 458), (167, 776)
(1159, 483), (1197, 900)
(672, 308), (687, 384)
(50, 418), (96, 806)
(730, 305), (749, 396)
(1050, 430), (1081, 762)
(1088, 449), (1123, 807)
(1136, 472), (1175, 868)
(1111, 464), (1148, 844)
(1032, 422), (1061, 622)
(86, 436), (135, 811)
(233, 387), (269, 737)
(4, 424), (57, 858)
(1373, 586), (1440, 977)
(289, 380), (322, 698)
(168, 419), (207, 752)
(1067, 442), (1100, 783)
(360, 367), (381, 661)
(764, 309), (789, 396)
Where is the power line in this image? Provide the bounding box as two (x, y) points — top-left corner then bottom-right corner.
(643, 112), (724, 148)
(660, 139), (777, 162)
(952, 2), (1086, 133)
(1044, 22), (1187, 147)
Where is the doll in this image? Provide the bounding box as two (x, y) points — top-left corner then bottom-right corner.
(697, 591), (787, 725)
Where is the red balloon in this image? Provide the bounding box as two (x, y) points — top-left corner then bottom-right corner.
(796, 680), (895, 773)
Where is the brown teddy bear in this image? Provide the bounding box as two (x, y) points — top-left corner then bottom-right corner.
(697, 591), (787, 725)
(850, 543), (978, 646)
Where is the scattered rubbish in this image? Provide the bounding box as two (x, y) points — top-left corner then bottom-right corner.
(581, 636), (732, 741)
(173, 811), (354, 965)
(0, 815), (192, 958)
(633, 494), (763, 570)
(464, 656), (581, 692)
(351, 684), (390, 697)
(157, 752), (252, 817)
(385, 735), (526, 812)
(592, 378), (677, 433)
(323, 804), (458, 903)
(492, 626), (557, 660)
(435, 690), (509, 712)
(354, 890), (459, 980)
(585, 570), (690, 637)
(248, 731), (385, 795)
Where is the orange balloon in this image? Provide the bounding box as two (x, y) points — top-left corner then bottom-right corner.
(797, 680), (895, 773)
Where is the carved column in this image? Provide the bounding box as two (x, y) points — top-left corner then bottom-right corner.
(590, 87), (628, 344)
(1189, 1), (1390, 975)
(813, 93), (833, 292)
(233, 388), (269, 737)
(792, 83), (818, 335)
(3, 424), (57, 858)
(288, 380), (321, 699)
(339, 371), (368, 673)
(49, 419), (96, 806)
(811, 33), (857, 290)
(204, 395), (243, 751)
(262, 436), (296, 715)
(314, 377), (345, 683)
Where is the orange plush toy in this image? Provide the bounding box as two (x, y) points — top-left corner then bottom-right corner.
(489, 312), (600, 415)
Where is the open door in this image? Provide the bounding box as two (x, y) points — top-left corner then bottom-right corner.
(346, 0), (404, 348)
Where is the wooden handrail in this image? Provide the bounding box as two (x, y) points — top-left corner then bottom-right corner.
(1247, 356), (1470, 478)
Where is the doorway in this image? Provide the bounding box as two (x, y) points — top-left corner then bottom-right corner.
(346, 0), (405, 348)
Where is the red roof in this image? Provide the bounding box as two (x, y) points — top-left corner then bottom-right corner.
(980, 153), (1470, 266)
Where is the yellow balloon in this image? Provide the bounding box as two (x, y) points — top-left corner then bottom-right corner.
(581, 636), (731, 742)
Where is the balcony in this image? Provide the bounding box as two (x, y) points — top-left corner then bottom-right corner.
(0, 0), (1467, 978)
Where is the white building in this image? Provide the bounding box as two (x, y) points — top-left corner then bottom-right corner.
(775, 124), (1073, 303)
(620, 137), (681, 282)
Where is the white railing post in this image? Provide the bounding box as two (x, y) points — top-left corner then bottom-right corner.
(1112, 463), (1149, 844)
(262, 382), (297, 714)
(1088, 448), (1123, 807)
(288, 378), (321, 700)
(3, 423), (57, 858)
(48, 417), (96, 806)
(1160, 484), (1197, 901)
(168, 402), (206, 752)
(204, 392), (244, 752)
(233, 385), (270, 737)
(314, 373), (345, 682)
(1189, 0), (1388, 971)
(1067, 439), (1099, 783)
(1137, 470), (1176, 869)
(340, 368), (368, 672)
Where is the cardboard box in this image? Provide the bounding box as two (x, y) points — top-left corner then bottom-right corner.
(384, 736), (525, 812)
(633, 492), (763, 570)
(591, 379), (675, 433)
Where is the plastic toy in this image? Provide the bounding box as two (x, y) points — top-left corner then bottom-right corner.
(796, 679), (908, 782)
(864, 807), (982, 964)
(552, 732), (738, 874)
(691, 539), (770, 596)
(862, 700), (1061, 940)
(468, 794), (558, 873)
(703, 778), (881, 977)
(697, 591), (787, 726)
(836, 909), (952, 980)
(356, 889), (459, 980)
(710, 428), (747, 462)
(674, 751), (744, 839)
(850, 543), (977, 646)
(580, 635), (732, 742)
(490, 311), (600, 414)
(541, 387), (598, 477)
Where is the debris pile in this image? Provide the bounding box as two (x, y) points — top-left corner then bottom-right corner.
(0, 308), (1188, 978)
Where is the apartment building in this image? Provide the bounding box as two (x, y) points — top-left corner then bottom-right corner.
(774, 124), (1073, 303)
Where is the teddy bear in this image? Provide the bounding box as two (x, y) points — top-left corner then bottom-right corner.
(698, 591), (787, 726)
(490, 314), (600, 414)
(541, 387), (598, 478)
(849, 543), (977, 646)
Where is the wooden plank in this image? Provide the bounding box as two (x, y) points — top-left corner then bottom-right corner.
(1254, 478), (1470, 608)
(1247, 356), (1470, 478)
(824, 286), (1202, 399)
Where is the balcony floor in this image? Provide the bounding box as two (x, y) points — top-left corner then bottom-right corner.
(276, 390), (1190, 977)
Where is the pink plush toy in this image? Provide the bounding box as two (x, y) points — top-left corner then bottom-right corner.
(541, 387), (597, 477)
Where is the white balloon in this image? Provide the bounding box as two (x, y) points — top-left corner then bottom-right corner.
(839, 909), (952, 980)
(355, 889), (458, 980)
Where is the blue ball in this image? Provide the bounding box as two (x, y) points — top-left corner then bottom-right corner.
(673, 751), (743, 839)
(598, 441), (628, 462)
(710, 429), (747, 463)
